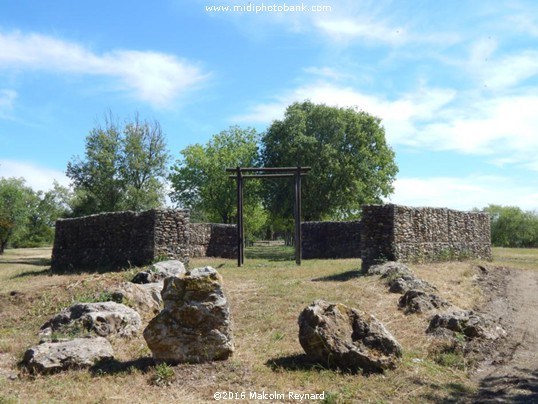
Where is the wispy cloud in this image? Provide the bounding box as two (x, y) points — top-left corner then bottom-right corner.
(0, 89), (17, 117)
(312, 17), (409, 45)
(302, 66), (352, 81)
(468, 38), (538, 90)
(0, 159), (70, 191)
(233, 78), (538, 170)
(0, 31), (209, 107)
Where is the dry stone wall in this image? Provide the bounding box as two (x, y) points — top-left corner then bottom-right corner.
(188, 223), (236, 259)
(51, 210), (236, 271)
(361, 204), (491, 271)
(302, 221), (361, 259)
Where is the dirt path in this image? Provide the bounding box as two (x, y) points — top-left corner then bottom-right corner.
(472, 266), (538, 402)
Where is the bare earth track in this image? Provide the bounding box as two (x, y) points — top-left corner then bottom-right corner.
(472, 266), (538, 403)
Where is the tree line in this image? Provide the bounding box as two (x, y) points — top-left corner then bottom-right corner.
(2, 101), (537, 252)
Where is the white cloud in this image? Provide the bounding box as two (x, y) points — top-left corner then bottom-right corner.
(313, 18), (408, 45)
(390, 176), (538, 211)
(0, 31), (208, 107)
(508, 13), (538, 37)
(302, 66), (351, 81)
(234, 78), (538, 170)
(0, 89), (17, 117)
(0, 160), (70, 191)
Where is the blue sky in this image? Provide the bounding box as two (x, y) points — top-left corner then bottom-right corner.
(1, 0), (537, 211)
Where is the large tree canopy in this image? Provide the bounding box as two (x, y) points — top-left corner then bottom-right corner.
(67, 113), (170, 215)
(169, 126), (260, 225)
(261, 101), (398, 221)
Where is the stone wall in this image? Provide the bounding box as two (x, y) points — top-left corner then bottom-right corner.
(361, 204), (492, 271)
(51, 210), (162, 271)
(188, 223), (237, 259)
(302, 221), (361, 259)
(51, 209), (237, 271)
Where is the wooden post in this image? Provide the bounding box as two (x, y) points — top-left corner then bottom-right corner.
(227, 166), (310, 267)
(236, 166), (243, 267)
(294, 166), (302, 265)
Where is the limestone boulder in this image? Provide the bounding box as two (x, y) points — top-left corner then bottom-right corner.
(110, 282), (163, 314)
(40, 302), (141, 339)
(298, 299), (402, 373)
(143, 266), (234, 364)
(388, 276), (437, 294)
(398, 290), (451, 314)
(22, 337), (113, 374)
(366, 261), (412, 277)
(427, 310), (506, 340)
(132, 260), (186, 284)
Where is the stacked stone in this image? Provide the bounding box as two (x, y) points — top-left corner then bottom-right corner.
(361, 204), (492, 271)
(51, 209), (238, 272)
(360, 205), (396, 271)
(153, 209), (191, 261)
(301, 221), (361, 259)
(51, 210), (156, 271)
(188, 223), (236, 258)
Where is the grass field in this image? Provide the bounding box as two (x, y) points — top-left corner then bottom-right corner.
(0, 247), (537, 403)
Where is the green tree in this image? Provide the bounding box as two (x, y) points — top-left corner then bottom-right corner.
(67, 113), (170, 215)
(0, 177), (34, 253)
(0, 178), (73, 252)
(169, 126), (260, 225)
(23, 182), (73, 247)
(484, 205), (538, 248)
(261, 101), (398, 221)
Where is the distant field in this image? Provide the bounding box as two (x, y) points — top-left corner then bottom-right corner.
(0, 246), (536, 403)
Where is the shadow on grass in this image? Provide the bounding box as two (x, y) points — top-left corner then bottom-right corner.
(2, 258), (52, 267)
(90, 357), (155, 376)
(417, 382), (476, 404)
(245, 245), (295, 261)
(311, 269), (363, 282)
(12, 267), (53, 278)
(265, 353), (331, 372)
(471, 368), (538, 403)
(265, 353), (379, 375)
(416, 368), (538, 403)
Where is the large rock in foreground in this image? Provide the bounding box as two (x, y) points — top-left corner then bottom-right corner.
(143, 266), (234, 364)
(40, 302), (141, 338)
(22, 337), (113, 374)
(298, 300), (402, 373)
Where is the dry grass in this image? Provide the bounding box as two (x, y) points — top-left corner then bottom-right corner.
(491, 247), (538, 270)
(2, 247), (529, 403)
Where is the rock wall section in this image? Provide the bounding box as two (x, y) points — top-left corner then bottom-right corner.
(51, 210), (158, 271)
(361, 204), (491, 270)
(302, 221), (361, 259)
(51, 210), (236, 271)
(189, 223), (237, 259)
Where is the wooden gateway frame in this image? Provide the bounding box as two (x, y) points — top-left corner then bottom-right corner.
(226, 166), (311, 267)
